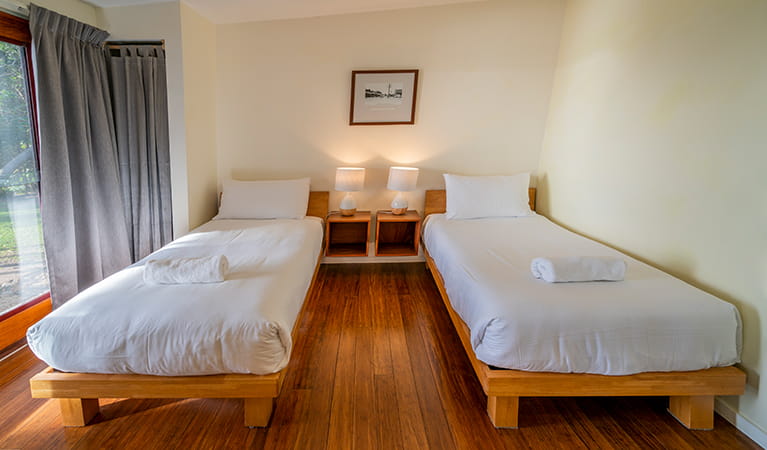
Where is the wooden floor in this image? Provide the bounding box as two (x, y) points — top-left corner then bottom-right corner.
(0, 263), (759, 449)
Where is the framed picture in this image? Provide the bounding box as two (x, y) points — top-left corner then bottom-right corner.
(349, 69), (419, 125)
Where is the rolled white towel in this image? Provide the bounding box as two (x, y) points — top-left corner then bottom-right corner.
(144, 255), (229, 284)
(531, 256), (626, 283)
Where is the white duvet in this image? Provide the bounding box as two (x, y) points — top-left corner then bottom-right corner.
(423, 214), (741, 375)
(27, 217), (323, 376)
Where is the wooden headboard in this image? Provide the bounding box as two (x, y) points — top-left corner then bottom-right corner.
(424, 188), (536, 216)
(306, 191), (329, 218)
(218, 191), (329, 219)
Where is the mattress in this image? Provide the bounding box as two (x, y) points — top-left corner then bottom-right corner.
(423, 213), (741, 375)
(27, 217), (324, 376)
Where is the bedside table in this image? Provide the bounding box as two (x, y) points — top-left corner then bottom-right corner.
(326, 211), (371, 257)
(375, 210), (421, 256)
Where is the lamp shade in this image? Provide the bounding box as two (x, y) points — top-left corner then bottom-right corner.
(387, 166), (419, 192)
(335, 167), (365, 192)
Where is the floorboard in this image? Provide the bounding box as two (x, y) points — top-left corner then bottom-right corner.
(0, 263), (760, 449)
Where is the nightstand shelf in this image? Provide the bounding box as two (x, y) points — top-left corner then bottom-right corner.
(326, 211), (371, 257)
(327, 242), (367, 256)
(375, 210), (421, 257)
(376, 242), (416, 256)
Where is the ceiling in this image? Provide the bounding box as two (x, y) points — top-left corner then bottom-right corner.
(86, 0), (486, 24)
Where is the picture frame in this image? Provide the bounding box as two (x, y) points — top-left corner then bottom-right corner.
(349, 69), (419, 125)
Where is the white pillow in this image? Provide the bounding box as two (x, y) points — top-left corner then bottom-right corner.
(216, 178), (310, 219)
(444, 173), (531, 219)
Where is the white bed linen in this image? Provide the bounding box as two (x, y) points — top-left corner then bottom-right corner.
(27, 217), (323, 376)
(423, 214), (741, 375)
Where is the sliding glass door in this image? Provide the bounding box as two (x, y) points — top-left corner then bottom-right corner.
(0, 12), (49, 318)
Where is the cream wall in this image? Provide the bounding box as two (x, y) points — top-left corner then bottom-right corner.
(180, 4), (218, 229)
(100, 3), (191, 237)
(538, 0), (767, 434)
(34, 0), (102, 27)
(216, 0), (565, 214)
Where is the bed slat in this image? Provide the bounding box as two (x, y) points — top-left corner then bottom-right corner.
(30, 370), (282, 399)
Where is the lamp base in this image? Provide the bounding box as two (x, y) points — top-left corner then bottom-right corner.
(339, 192), (357, 216)
(390, 192), (408, 215)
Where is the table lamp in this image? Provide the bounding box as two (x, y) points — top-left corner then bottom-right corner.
(335, 167), (365, 216)
(387, 166), (419, 215)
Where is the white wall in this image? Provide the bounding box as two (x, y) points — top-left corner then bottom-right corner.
(34, 0), (102, 27)
(180, 3), (218, 229)
(216, 0), (565, 214)
(538, 0), (767, 434)
(100, 2), (190, 237)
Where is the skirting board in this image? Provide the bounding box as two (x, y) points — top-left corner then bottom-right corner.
(715, 398), (767, 448)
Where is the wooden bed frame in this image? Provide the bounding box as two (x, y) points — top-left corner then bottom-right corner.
(29, 191), (330, 428)
(422, 189), (745, 429)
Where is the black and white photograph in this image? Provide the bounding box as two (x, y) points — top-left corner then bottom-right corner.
(350, 70), (418, 125)
(364, 82), (404, 106)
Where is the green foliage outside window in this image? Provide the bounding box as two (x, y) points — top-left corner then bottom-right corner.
(0, 40), (38, 195)
(0, 39), (48, 313)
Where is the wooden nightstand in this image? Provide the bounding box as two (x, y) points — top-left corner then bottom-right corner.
(375, 210), (421, 257)
(326, 211), (371, 257)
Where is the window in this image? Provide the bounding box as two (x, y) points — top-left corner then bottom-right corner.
(0, 10), (49, 317)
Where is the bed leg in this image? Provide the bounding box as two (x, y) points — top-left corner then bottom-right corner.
(244, 398), (274, 427)
(487, 396), (519, 428)
(668, 395), (714, 430)
(59, 398), (99, 427)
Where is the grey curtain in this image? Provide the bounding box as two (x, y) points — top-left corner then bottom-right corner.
(108, 46), (172, 261)
(30, 5), (132, 307)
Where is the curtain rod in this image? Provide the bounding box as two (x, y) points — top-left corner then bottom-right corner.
(106, 40), (165, 48)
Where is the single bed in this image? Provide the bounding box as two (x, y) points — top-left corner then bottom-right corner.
(422, 188), (745, 429)
(28, 190), (329, 427)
